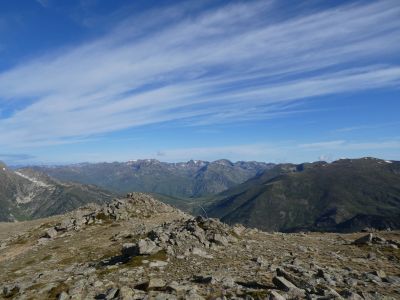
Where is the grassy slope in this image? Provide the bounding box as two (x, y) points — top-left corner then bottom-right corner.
(207, 158), (400, 232)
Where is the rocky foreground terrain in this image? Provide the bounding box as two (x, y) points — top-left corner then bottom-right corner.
(0, 194), (399, 299)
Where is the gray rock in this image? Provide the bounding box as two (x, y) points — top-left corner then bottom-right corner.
(58, 291), (70, 300)
(137, 239), (161, 255)
(166, 281), (190, 293)
(253, 256), (267, 267)
(2, 285), (20, 298)
(272, 276), (297, 291)
(384, 276), (400, 285)
(37, 237), (50, 245)
(221, 276), (235, 288)
(277, 267), (314, 290)
(104, 288), (119, 300)
(269, 291), (285, 300)
(323, 287), (342, 298)
(185, 289), (205, 300)
(365, 273), (382, 282)
(147, 278), (166, 290)
(353, 234), (373, 245)
(340, 290), (363, 300)
(152, 292), (177, 300)
(119, 286), (134, 300)
(149, 260), (168, 268)
(191, 247), (212, 258)
(371, 270), (386, 279)
(212, 233), (229, 246)
(273, 276), (306, 298)
(44, 227), (58, 239)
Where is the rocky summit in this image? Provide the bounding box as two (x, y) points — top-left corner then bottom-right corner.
(1, 193), (399, 299)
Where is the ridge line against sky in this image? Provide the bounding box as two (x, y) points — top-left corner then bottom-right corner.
(0, 0), (399, 164)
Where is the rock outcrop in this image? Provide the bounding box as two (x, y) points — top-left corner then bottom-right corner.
(0, 193), (399, 299)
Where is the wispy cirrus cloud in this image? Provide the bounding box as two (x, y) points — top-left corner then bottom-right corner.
(0, 0), (400, 147)
(333, 121), (400, 133)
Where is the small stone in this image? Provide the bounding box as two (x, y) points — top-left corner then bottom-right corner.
(272, 276), (305, 298)
(211, 233), (229, 246)
(149, 260), (168, 268)
(119, 286), (134, 300)
(366, 252), (376, 260)
(324, 287), (341, 298)
(221, 276), (235, 288)
(167, 281), (190, 293)
(372, 270), (386, 278)
(2, 285), (20, 298)
(191, 248), (212, 258)
(37, 238), (50, 245)
(253, 256), (267, 267)
(152, 292), (177, 300)
(232, 224), (245, 236)
(137, 239), (161, 255)
(384, 275), (400, 284)
(297, 245), (308, 252)
(340, 290), (363, 300)
(58, 291), (70, 300)
(272, 276), (297, 291)
(365, 273), (382, 282)
(185, 289), (205, 300)
(269, 291), (285, 300)
(147, 278), (166, 290)
(44, 227), (58, 239)
(105, 288), (119, 300)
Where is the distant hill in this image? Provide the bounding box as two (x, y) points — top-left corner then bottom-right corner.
(31, 159), (273, 198)
(0, 163), (116, 221)
(207, 158), (400, 232)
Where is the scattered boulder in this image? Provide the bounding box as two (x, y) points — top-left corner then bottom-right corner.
(269, 290), (285, 300)
(43, 227), (58, 239)
(147, 278), (166, 290)
(272, 276), (306, 298)
(353, 233), (373, 245)
(137, 238), (161, 255)
(58, 291), (70, 300)
(372, 270), (386, 279)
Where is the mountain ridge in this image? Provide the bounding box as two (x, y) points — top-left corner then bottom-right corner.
(0, 162), (116, 222)
(207, 157), (400, 232)
(28, 159), (274, 198)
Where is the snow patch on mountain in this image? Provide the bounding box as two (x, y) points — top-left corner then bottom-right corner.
(14, 171), (52, 188)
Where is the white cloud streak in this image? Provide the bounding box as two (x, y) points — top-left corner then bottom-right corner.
(0, 0), (399, 147)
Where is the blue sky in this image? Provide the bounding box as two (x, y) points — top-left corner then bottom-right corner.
(0, 0), (399, 165)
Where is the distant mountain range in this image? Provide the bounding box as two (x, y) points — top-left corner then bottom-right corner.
(30, 159), (273, 198)
(207, 158), (400, 232)
(0, 162), (116, 221)
(2, 157), (399, 233)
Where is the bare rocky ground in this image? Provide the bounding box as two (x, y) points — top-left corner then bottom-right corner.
(0, 193), (399, 300)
